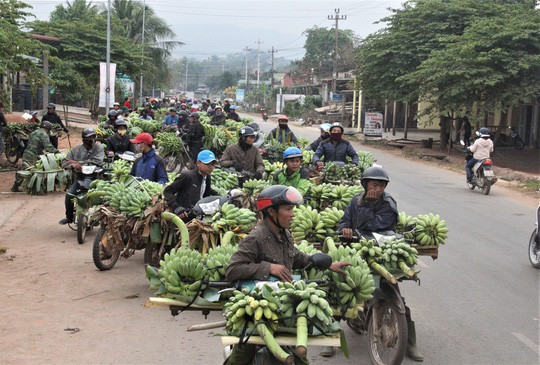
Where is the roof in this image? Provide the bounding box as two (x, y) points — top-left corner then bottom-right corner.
(30, 34), (62, 42)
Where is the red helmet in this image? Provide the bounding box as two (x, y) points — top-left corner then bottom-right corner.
(256, 185), (303, 212)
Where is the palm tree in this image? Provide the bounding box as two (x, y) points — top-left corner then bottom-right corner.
(50, 0), (99, 21)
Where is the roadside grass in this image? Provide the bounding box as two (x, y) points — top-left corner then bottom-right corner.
(519, 178), (540, 192)
(0, 246), (7, 254)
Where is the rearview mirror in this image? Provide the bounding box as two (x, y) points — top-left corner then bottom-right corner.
(311, 253), (332, 270)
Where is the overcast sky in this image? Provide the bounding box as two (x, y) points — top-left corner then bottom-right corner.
(26, 0), (403, 60)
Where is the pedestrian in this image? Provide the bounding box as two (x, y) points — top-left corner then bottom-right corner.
(41, 103), (69, 149)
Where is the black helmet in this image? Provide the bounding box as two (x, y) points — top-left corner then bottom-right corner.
(256, 185), (303, 212)
(361, 165), (389, 189)
(108, 110), (118, 118)
(248, 122), (260, 132)
(82, 128), (97, 139)
(239, 126), (256, 138)
(178, 110), (188, 116)
(46, 103), (56, 110)
(143, 102), (150, 107)
(115, 119), (128, 128)
(189, 112), (200, 119)
(41, 121), (53, 130)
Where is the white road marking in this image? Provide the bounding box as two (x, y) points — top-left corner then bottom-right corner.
(416, 259), (430, 268)
(511, 332), (540, 355)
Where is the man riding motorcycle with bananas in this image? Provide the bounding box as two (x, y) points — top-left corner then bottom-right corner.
(272, 147), (311, 195)
(306, 123), (331, 151)
(313, 123), (358, 168)
(337, 166), (424, 362)
(220, 126), (265, 179)
(225, 185), (350, 364)
(106, 119), (134, 157)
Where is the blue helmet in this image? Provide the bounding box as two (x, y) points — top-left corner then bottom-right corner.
(230, 105), (236, 110)
(283, 147), (303, 160)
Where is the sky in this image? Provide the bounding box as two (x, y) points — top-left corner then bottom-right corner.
(25, 0), (403, 60)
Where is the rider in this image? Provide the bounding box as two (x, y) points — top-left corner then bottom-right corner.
(104, 109), (118, 129)
(112, 102), (121, 112)
(225, 185), (350, 364)
(272, 147), (311, 195)
(223, 99), (231, 113)
(42, 103), (69, 149)
(220, 126), (265, 179)
(106, 119), (133, 157)
(313, 122), (358, 167)
(466, 127), (493, 183)
(139, 102), (155, 119)
(163, 108), (179, 128)
(267, 115), (297, 144)
(59, 128), (104, 225)
(227, 105), (240, 122)
(185, 112), (205, 161)
(337, 166), (424, 362)
(248, 122), (264, 148)
(177, 110), (190, 130)
(163, 150), (218, 221)
(129, 132), (168, 184)
(139, 109), (153, 120)
(210, 105), (227, 126)
(11, 121), (59, 192)
(307, 123), (331, 151)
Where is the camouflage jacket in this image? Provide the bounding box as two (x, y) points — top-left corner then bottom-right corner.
(22, 129), (58, 165)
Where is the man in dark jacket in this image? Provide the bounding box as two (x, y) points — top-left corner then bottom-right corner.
(163, 150), (218, 221)
(139, 102), (155, 119)
(223, 99), (231, 113)
(186, 112), (205, 161)
(210, 105), (227, 126)
(106, 119), (133, 156)
(227, 105), (240, 122)
(307, 123), (331, 151)
(314, 123), (358, 167)
(337, 166), (423, 362)
(130, 132), (168, 184)
(220, 126), (264, 178)
(267, 115), (297, 144)
(42, 103), (68, 149)
(177, 110), (190, 130)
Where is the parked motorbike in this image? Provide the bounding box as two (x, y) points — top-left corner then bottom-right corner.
(466, 151), (496, 195)
(529, 205), (540, 269)
(4, 132), (28, 164)
(493, 126), (526, 150)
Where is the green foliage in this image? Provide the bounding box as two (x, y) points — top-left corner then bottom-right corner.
(50, 0), (99, 21)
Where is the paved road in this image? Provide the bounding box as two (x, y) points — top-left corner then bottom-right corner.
(1, 115), (537, 365)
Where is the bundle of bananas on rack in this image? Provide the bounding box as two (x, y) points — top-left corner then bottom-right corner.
(379, 238), (418, 277)
(320, 207), (344, 239)
(211, 168), (239, 192)
(158, 247), (208, 299)
(211, 203), (257, 234)
(224, 287), (280, 334)
(131, 119), (162, 134)
(324, 162), (362, 183)
(414, 213), (448, 246)
(139, 180), (163, 197)
(202, 124), (231, 154)
(327, 244), (375, 319)
(306, 183), (333, 209)
(356, 151), (376, 172)
(302, 150), (314, 165)
(102, 183), (151, 217)
(205, 244), (237, 281)
(290, 205), (327, 243)
(294, 241), (327, 280)
(263, 160), (284, 179)
(154, 132), (183, 156)
(396, 211), (416, 240)
(111, 159), (132, 183)
(241, 179), (269, 195)
(352, 238), (383, 261)
(329, 185), (363, 210)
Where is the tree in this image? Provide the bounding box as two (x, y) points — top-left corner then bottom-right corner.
(50, 0), (98, 21)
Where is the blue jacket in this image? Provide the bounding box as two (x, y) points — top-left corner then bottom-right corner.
(337, 192), (398, 236)
(130, 149), (169, 184)
(313, 139), (358, 164)
(164, 114), (179, 126)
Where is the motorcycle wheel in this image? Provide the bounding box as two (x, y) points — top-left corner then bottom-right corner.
(92, 226), (120, 271)
(514, 138), (526, 150)
(528, 229), (540, 269)
(5, 139), (19, 164)
(367, 299), (408, 365)
(76, 214), (88, 244)
(481, 178), (491, 195)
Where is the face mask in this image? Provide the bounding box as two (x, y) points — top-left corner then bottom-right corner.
(117, 129), (127, 136)
(279, 123), (288, 130)
(134, 144), (143, 153)
(330, 132), (342, 142)
(83, 139), (95, 149)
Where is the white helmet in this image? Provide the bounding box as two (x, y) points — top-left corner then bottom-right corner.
(320, 123), (331, 133)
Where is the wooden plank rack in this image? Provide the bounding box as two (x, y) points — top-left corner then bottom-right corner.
(411, 245), (439, 260)
(221, 334), (341, 348)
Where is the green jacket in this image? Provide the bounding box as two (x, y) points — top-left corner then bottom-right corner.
(273, 167), (311, 195)
(22, 128), (58, 165)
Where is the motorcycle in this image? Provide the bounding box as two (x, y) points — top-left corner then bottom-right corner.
(493, 126), (526, 150)
(3, 132), (28, 164)
(160, 129), (193, 173)
(465, 151), (496, 195)
(260, 108), (268, 122)
(529, 205), (540, 269)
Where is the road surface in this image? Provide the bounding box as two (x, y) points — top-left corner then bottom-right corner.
(0, 115), (538, 364)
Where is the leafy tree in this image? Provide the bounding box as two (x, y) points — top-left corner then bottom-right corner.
(50, 0), (98, 21)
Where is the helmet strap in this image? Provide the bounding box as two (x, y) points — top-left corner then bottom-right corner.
(264, 207), (287, 236)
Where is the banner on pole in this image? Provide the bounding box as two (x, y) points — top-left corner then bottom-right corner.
(99, 62), (116, 108)
(117, 75), (134, 97)
(235, 89), (245, 102)
(364, 112), (383, 137)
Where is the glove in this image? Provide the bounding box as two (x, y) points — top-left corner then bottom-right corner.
(254, 170), (263, 180)
(232, 161), (243, 172)
(173, 206), (185, 215)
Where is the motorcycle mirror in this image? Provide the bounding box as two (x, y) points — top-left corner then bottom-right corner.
(310, 253), (332, 270)
(460, 140), (465, 146)
(81, 165), (96, 175)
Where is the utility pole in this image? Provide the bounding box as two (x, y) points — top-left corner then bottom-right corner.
(269, 46), (277, 88)
(139, 0), (146, 105)
(328, 8), (346, 93)
(243, 46), (249, 89)
(184, 58), (189, 92)
(255, 38), (263, 87)
(105, 0), (111, 110)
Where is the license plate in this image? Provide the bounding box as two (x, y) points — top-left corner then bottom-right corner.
(484, 170), (494, 176)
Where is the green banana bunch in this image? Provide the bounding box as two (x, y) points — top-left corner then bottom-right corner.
(302, 150), (314, 165)
(129, 126), (142, 138)
(352, 237), (383, 261)
(202, 124), (230, 153)
(328, 246), (375, 319)
(158, 247), (208, 300)
(111, 159), (132, 183)
(324, 162), (362, 183)
(205, 244), (237, 282)
(211, 203), (257, 234)
(155, 132), (183, 156)
(90, 182), (150, 217)
(131, 119), (162, 134)
(294, 241), (327, 280)
(306, 183), (333, 210)
(379, 238), (418, 277)
(320, 207), (344, 239)
(396, 211), (415, 240)
(242, 179), (269, 196)
(263, 160), (284, 180)
(290, 205), (327, 243)
(329, 185), (363, 210)
(414, 213), (448, 246)
(139, 180), (163, 197)
(211, 168), (239, 191)
(357, 151), (376, 172)
(166, 172), (177, 183)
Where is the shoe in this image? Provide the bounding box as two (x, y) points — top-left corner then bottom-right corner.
(406, 320), (424, 362)
(10, 186), (20, 193)
(58, 218), (73, 225)
(319, 346), (335, 357)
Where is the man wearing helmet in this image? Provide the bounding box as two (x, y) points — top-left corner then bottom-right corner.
(225, 185), (350, 364)
(42, 103), (69, 149)
(210, 105), (227, 126)
(105, 109), (119, 129)
(185, 112), (205, 161)
(220, 126), (264, 179)
(273, 147), (311, 195)
(59, 128), (104, 225)
(338, 166), (424, 362)
(177, 110), (189, 130)
(307, 123), (331, 151)
(11, 121), (59, 192)
(106, 119), (134, 157)
(314, 122), (358, 167)
(139, 102), (155, 119)
(466, 127), (493, 183)
(267, 115), (297, 144)
(227, 105), (240, 122)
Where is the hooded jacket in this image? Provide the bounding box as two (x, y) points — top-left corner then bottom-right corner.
(338, 192), (398, 236)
